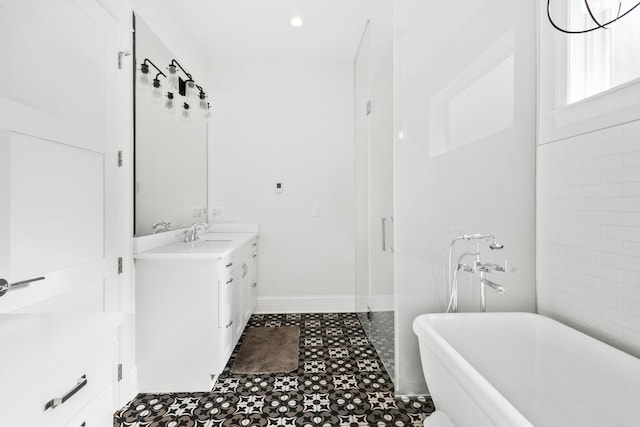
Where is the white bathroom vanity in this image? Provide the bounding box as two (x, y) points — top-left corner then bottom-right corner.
(134, 229), (258, 392)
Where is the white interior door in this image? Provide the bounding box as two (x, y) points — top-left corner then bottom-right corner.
(0, 0), (121, 313)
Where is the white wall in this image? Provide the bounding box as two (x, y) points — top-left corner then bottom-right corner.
(393, 0), (537, 394)
(131, 0), (208, 81)
(208, 59), (355, 308)
(538, 120), (640, 358)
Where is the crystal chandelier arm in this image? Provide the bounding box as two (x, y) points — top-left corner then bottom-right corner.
(547, 0), (640, 34)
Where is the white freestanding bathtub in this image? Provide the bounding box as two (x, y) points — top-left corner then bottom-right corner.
(413, 313), (640, 427)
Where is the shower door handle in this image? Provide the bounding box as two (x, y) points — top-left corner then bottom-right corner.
(382, 217), (394, 253)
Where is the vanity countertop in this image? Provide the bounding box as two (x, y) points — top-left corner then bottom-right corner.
(133, 232), (258, 260)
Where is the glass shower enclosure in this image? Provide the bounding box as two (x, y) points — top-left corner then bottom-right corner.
(354, 21), (395, 382)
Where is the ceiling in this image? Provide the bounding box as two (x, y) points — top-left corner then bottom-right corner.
(162, 0), (381, 61)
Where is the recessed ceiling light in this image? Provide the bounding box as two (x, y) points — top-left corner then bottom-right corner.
(290, 16), (303, 27)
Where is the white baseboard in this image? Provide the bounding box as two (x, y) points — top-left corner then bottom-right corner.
(256, 295), (356, 314)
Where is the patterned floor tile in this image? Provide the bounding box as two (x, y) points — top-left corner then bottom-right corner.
(114, 312), (434, 427)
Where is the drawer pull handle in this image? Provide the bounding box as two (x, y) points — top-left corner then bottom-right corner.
(44, 374), (87, 411)
(0, 276), (45, 298)
(252, 282), (257, 288)
(225, 262), (233, 268)
(226, 278), (233, 284)
(226, 320), (233, 328)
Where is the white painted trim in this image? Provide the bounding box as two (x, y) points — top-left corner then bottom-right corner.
(256, 295), (356, 314)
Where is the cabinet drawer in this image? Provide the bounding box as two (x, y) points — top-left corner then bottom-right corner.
(1, 334), (114, 427)
(218, 238), (257, 278)
(63, 385), (114, 427)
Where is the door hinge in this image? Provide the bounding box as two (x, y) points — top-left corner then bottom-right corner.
(118, 151), (123, 167)
(366, 100), (372, 116)
(117, 363), (123, 381)
(118, 51), (131, 69)
(117, 257), (123, 274)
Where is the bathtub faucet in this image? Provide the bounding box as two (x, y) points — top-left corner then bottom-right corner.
(481, 277), (504, 294)
(447, 233), (506, 313)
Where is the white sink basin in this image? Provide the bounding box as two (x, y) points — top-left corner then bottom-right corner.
(199, 235), (233, 242)
(189, 240), (231, 249)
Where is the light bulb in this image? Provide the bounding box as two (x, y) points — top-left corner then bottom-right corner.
(186, 80), (197, 100)
(198, 92), (208, 110)
(167, 64), (179, 90)
(165, 92), (175, 113)
(138, 63), (150, 88)
(182, 103), (191, 121)
(290, 16), (303, 27)
(151, 78), (163, 102)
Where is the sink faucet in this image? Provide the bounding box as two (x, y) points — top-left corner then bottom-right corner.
(184, 222), (209, 242)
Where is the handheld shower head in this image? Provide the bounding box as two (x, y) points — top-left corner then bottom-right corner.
(458, 233), (504, 249)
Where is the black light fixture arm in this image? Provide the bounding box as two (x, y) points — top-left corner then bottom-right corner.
(169, 59), (193, 82)
(142, 58), (166, 79)
(547, 0), (640, 34)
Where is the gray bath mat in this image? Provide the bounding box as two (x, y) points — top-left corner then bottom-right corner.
(230, 326), (300, 374)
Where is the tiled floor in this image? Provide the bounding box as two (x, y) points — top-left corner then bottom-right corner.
(114, 312), (434, 427)
(365, 311), (395, 382)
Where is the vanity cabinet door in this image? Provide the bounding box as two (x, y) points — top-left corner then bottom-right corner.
(218, 273), (233, 365)
(231, 266), (243, 345)
(219, 272), (233, 330)
(242, 251), (258, 323)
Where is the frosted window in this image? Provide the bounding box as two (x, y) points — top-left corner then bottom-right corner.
(567, 0), (640, 103)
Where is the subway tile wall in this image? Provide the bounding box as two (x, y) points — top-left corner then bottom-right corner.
(537, 119), (640, 357)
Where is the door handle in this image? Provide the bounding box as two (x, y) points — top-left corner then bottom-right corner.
(0, 276), (45, 298)
(44, 375), (88, 411)
(382, 217), (394, 252)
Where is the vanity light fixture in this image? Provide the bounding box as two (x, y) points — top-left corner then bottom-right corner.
(186, 80), (197, 100)
(139, 63), (151, 87)
(167, 63), (179, 90)
(168, 59), (196, 97)
(151, 78), (163, 102)
(138, 58), (166, 89)
(197, 85), (209, 110)
(165, 92), (175, 113)
(290, 16), (303, 27)
(182, 102), (191, 121)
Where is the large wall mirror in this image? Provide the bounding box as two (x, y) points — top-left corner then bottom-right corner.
(133, 13), (209, 237)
